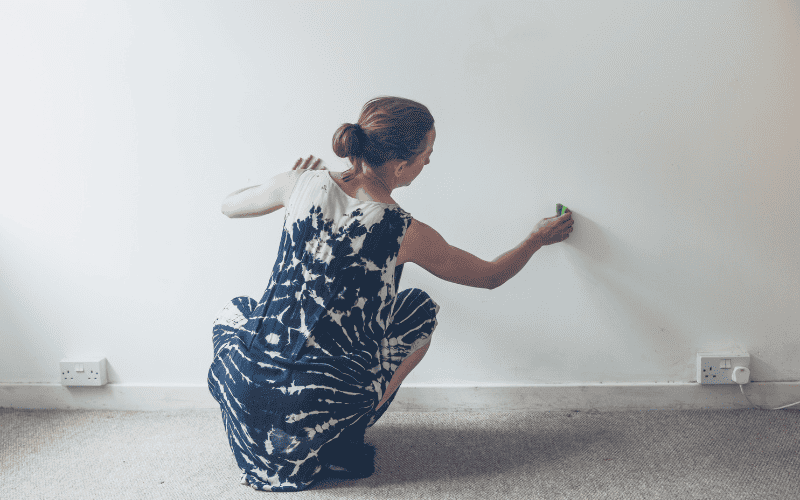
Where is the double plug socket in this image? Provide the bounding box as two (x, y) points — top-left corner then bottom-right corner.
(697, 352), (750, 384)
(60, 357), (108, 386)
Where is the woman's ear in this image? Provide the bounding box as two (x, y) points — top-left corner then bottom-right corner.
(394, 160), (409, 177)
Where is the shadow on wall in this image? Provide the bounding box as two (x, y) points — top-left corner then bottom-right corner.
(562, 211), (690, 372)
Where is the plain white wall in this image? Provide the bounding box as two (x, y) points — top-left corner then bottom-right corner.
(1, 0), (798, 388)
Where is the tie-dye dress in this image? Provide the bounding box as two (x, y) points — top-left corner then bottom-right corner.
(208, 169), (440, 491)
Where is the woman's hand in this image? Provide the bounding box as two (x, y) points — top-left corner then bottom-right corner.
(533, 210), (574, 245)
(293, 155), (328, 171)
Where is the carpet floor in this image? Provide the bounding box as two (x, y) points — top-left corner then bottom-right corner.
(1, 407), (798, 499)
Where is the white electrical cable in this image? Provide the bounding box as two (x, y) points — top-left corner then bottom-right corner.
(739, 383), (800, 411)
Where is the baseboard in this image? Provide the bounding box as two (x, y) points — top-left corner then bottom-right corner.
(1, 382), (798, 412)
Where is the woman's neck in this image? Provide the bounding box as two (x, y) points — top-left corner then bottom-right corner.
(349, 162), (395, 195)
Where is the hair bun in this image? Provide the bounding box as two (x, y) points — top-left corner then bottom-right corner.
(351, 123), (364, 140)
(350, 123), (366, 155)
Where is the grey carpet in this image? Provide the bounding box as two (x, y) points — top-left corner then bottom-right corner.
(1, 407), (798, 499)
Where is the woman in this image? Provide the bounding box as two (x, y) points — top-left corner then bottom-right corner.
(208, 96), (574, 491)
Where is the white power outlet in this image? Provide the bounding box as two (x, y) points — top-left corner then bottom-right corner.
(697, 351), (750, 384)
(60, 357), (108, 386)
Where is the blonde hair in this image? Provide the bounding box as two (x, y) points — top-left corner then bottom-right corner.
(332, 96), (435, 182)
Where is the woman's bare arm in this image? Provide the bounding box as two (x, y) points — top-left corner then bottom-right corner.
(403, 219), (543, 290)
(221, 171), (297, 218)
(221, 155), (327, 218)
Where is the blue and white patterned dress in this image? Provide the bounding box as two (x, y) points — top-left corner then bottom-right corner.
(208, 169), (440, 491)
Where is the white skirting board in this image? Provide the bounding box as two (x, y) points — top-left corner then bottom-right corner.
(1, 382), (799, 412)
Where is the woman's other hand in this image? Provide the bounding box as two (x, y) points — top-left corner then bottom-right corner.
(293, 155), (328, 171)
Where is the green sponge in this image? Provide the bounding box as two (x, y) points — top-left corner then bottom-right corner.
(556, 203), (569, 216)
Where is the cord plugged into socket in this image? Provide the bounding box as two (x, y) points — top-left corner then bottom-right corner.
(731, 366), (750, 384)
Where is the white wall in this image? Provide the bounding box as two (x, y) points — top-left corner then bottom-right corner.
(1, 1), (798, 393)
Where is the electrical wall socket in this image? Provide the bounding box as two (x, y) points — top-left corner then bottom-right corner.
(697, 351), (750, 384)
(60, 357), (108, 386)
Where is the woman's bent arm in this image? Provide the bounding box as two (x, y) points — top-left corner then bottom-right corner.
(404, 220), (496, 289)
(405, 220), (543, 290)
(488, 233), (543, 290)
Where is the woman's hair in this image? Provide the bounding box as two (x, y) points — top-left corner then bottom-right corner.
(332, 96), (435, 182)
